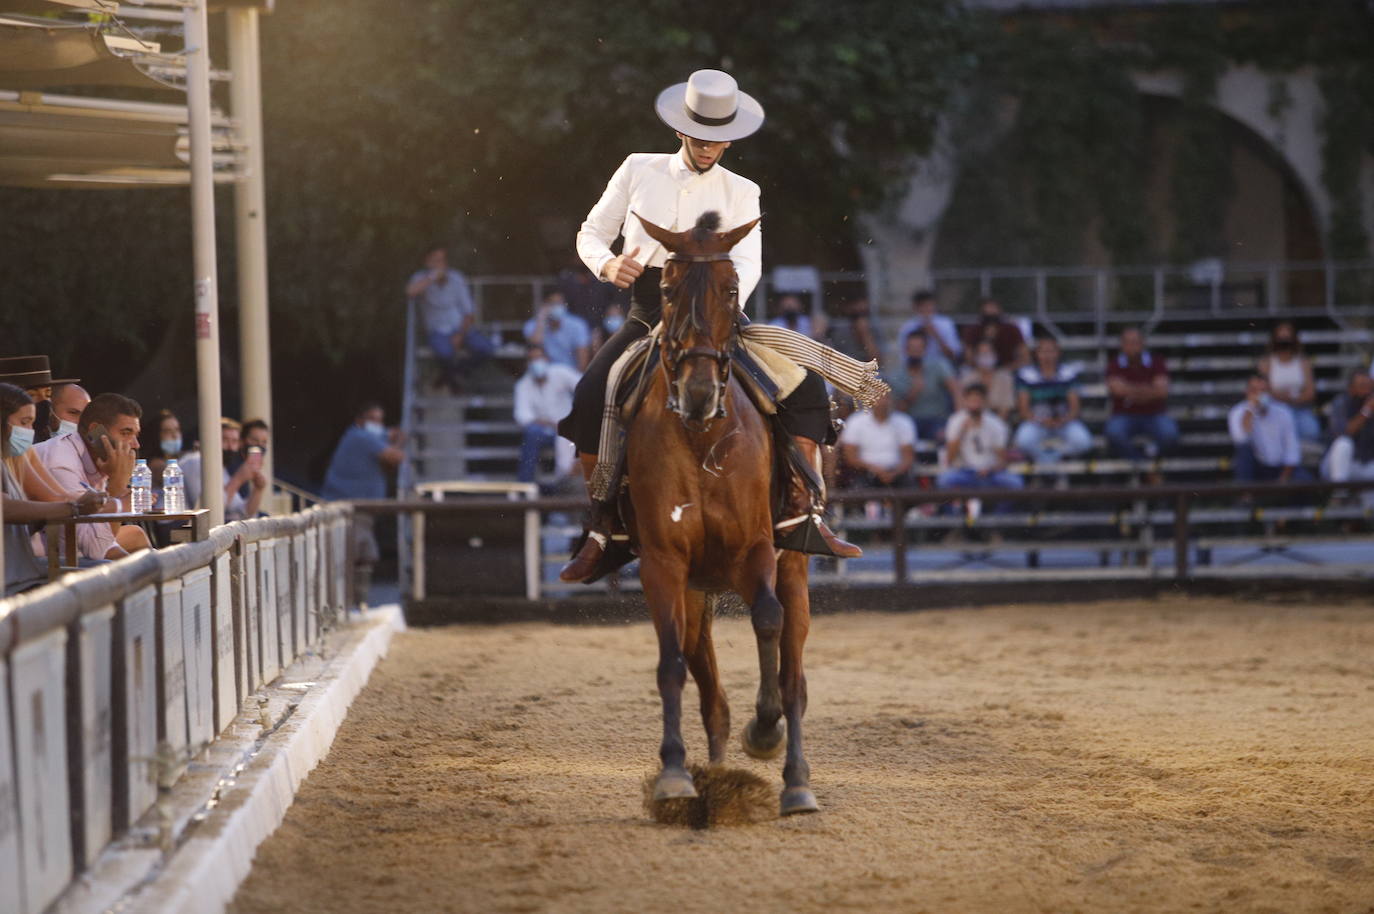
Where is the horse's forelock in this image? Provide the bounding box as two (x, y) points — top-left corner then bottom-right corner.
(690, 211), (722, 243)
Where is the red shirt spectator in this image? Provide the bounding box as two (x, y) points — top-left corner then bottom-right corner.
(1106, 347), (1168, 416)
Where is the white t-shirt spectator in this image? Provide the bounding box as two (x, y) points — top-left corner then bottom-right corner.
(944, 410), (1009, 473)
(514, 364), (580, 428)
(1228, 398), (1300, 468)
(840, 411), (918, 471)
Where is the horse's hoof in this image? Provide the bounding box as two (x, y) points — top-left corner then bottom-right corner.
(653, 769), (698, 801)
(741, 717), (785, 760)
(780, 786), (819, 816)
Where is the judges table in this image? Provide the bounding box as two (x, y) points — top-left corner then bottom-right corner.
(43, 508), (212, 580)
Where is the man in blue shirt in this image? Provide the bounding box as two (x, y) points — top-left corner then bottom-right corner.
(1228, 373), (1306, 483)
(523, 291), (591, 370)
(324, 403), (405, 603)
(406, 244), (495, 392)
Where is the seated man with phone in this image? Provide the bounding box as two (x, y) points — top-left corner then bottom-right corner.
(33, 392), (152, 561)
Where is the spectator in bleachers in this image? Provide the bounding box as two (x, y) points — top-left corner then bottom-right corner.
(1258, 321), (1321, 442)
(958, 339), (1015, 420)
(1320, 371), (1374, 506)
(840, 389), (917, 488)
(406, 243), (494, 393)
(557, 260), (622, 326)
(897, 289), (962, 364)
(34, 392), (151, 561)
(1229, 373), (1306, 483)
(938, 383), (1023, 499)
(768, 294), (817, 339)
(892, 331), (959, 441)
(961, 298), (1028, 368)
(591, 303), (626, 355)
(323, 403), (405, 604)
(524, 289), (591, 371)
(514, 345), (579, 485)
(1014, 337), (1092, 463)
(824, 295), (880, 364)
(1105, 327), (1179, 460)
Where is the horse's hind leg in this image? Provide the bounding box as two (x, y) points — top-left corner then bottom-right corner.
(684, 591), (730, 765)
(642, 555), (696, 800)
(740, 544), (786, 761)
(776, 549), (818, 815)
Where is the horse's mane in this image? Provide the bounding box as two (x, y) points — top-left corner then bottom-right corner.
(667, 211), (727, 340)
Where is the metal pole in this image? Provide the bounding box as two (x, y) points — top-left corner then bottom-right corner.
(185, 0), (224, 527)
(1173, 493), (1190, 582)
(227, 7), (274, 494)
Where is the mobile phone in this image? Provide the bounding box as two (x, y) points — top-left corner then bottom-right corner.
(246, 446), (263, 470)
(86, 423), (110, 461)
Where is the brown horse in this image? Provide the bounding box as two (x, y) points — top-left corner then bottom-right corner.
(626, 210), (817, 816)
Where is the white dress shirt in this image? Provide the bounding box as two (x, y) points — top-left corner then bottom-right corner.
(1228, 398), (1300, 467)
(514, 364), (581, 428)
(576, 152), (762, 304)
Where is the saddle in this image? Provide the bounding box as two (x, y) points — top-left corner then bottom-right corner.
(574, 339), (827, 583)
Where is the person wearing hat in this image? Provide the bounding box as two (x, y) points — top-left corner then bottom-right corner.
(0, 355), (80, 444)
(557, 69), (860, 583)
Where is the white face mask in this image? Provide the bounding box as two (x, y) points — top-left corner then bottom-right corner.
(976, 353), (997, 370)
(363, 421), (386, 439)
(7, 424), (34, 457)
(55, 418), (79, 438)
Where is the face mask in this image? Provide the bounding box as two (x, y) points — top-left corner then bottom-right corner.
(603, 315), (624, 334)
(976, 353), (997, 370)
(1274, 340), (1295, 352)
(529, 358), (550, 380)
(1257, 392), (1273, 409)
(549, 303), (567, 320)
(363, 421), (386, 439)
(162, 437), (183, 456)
(969, 407), (984, 418)
(907, 357), (924, 370)
(981, 314), (1000, 326)
(7, 424), (34, 457)
(55, 418), (78, 438)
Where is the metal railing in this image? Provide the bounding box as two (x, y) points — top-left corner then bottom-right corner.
(355, 478), (1374, 601)
(0, 503), (355, 914)
(461, 259), (1374, 330)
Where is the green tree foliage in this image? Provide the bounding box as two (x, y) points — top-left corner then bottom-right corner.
(257, 0), (976, 360)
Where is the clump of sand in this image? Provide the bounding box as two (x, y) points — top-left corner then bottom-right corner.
(642, 764), (776, 829)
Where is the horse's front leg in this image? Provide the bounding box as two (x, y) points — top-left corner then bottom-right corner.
(776, 549), (818, 815)
(641, 552), (696, 800)
(740, 542), (786, 762)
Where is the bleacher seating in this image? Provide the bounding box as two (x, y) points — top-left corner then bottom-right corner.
(401, 301), (1374, 586)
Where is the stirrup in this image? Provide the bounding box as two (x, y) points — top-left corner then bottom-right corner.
(775, 512), (852, 557)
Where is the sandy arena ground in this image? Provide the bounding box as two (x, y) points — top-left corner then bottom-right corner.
(229, 597), (1374, 914)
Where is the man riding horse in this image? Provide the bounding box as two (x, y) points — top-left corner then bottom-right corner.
(558, 69), (879, 583)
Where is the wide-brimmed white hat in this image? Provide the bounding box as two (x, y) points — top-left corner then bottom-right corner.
(655, 69), (764, 142)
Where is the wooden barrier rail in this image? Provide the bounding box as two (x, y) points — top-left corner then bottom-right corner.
(0, 503), (355, 914)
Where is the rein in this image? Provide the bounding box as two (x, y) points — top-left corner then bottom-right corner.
(660, 253), (739, 422)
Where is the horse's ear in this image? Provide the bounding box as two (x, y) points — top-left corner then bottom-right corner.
(633, 212), (679, 249)
(719, 216), (761, 251)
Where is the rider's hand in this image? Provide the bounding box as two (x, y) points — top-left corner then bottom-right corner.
(602, 246), (644, 289)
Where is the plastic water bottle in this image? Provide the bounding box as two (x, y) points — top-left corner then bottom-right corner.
(163, 459), (186, 513)
(130, 459), (153, 513)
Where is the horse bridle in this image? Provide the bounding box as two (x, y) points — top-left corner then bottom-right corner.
(661, 251), (738, 421)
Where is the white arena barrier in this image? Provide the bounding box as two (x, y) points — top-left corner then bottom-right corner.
(0, 503), (357, 914)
